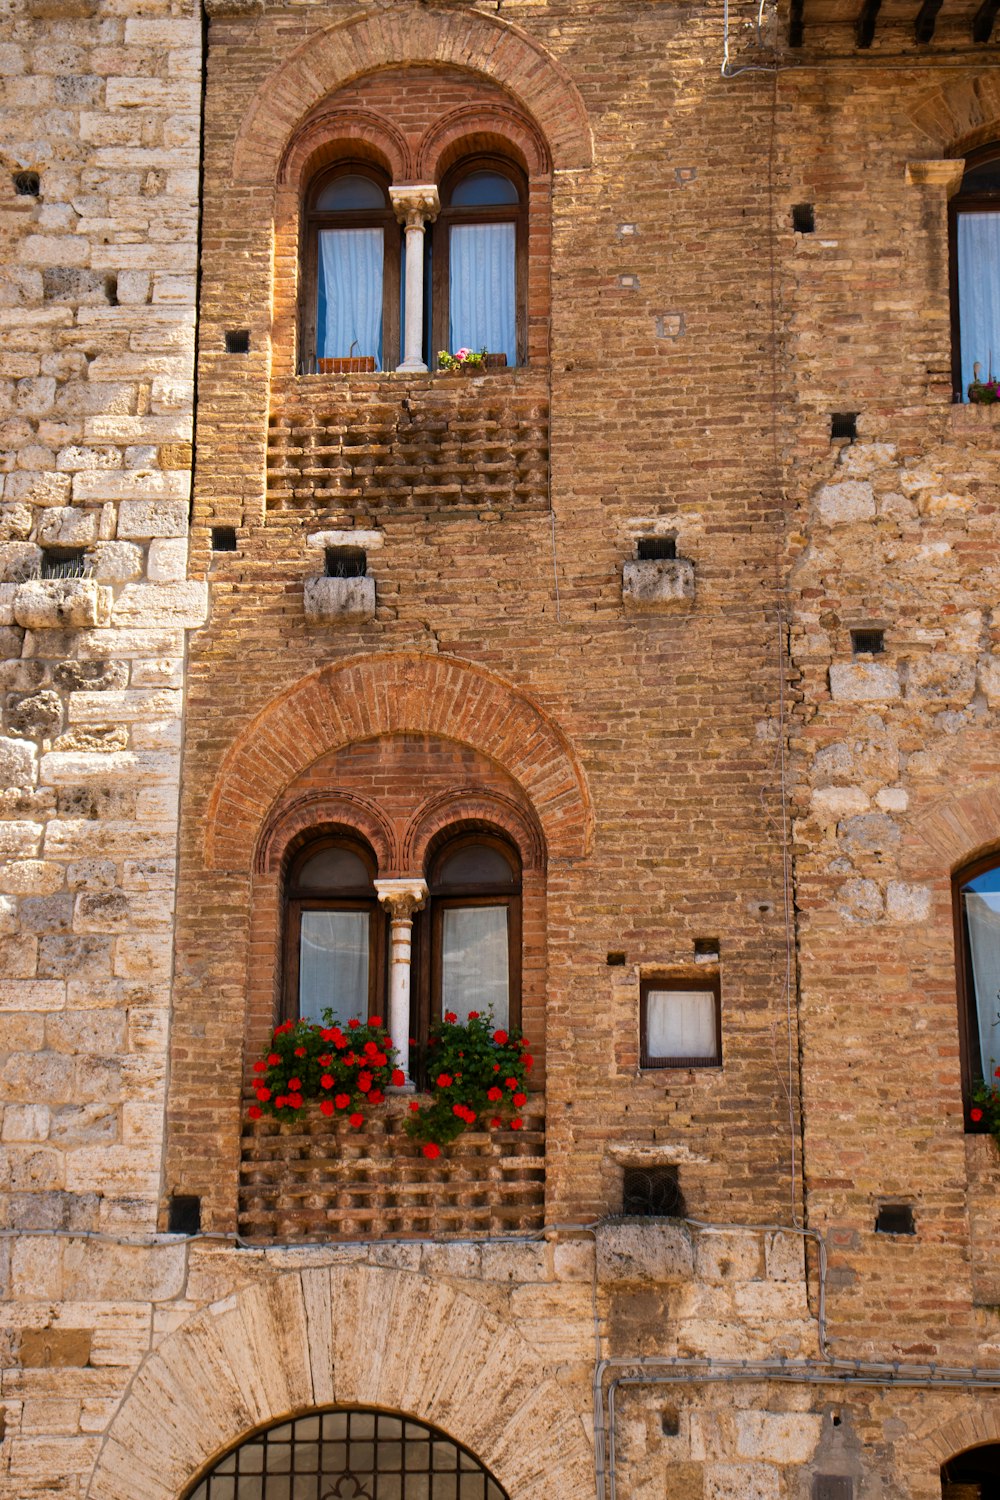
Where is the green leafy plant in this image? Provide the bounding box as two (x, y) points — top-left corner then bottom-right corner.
(247, 1012), (403, 1129)
(971, 1069), (1000, 1143)
(437, 346), (487, 371)
(405, 1011), (533, 1159)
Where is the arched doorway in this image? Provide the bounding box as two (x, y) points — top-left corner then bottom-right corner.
(941, 1441), (1000, 1499)
(186, 1407), (509, 1500)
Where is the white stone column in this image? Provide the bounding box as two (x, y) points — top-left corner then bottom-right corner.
(389, 185), (440, 374)
(374, 878), (428, 1086)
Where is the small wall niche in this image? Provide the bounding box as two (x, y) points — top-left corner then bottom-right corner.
(40, 548), (88, 580)
(830, 412), (858, 441)
(850, 627), (884, 656)
(792, 202), (815, 233)
(325, 546), (367, 579)
(622, 1163), (686, 1218)
(623, 536), (693, 611)
(875, 1202), (915, 1235)
(13, 171), (40, 197)
(167, 1195), (201, 1234)
(225, 329), (250, 354)
(211, 526), (238, 552)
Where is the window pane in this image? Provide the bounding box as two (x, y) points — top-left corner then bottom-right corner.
(962, 158), (1000, 195)
(957, 212), (1000, 397)
(449, 222), (516, 366)
(964, 872), (1000, 1081)
(315, 173), (386, 211)
(299, 911), (369, 1025)
(441, 906), (508, 1025)
(439, 844), (515, 887)
(646, 989), (717, 1061)
(451, 170), (518, 207)
(297, 847), (371, 891)
(317, 227), (384, 363)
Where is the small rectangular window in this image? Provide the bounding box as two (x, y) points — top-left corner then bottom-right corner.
(225, 329), (250, 354)
(830, 412), (858, 441)
(622, 1164), (685, 1217)
(325, 547), (367, 578)
(637, 536), (677, 561)
(640, 976), (721, 1068)
(211, 526), (238, 552)
(41, 548), (87, 580)
(792, 203), (815, 233)
(850, 628), (884, 656)
(167, 1195), (201, 1234)
(875, 1202), (915, 1235)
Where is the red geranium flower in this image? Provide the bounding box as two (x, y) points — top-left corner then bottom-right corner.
(320, 1099), (335, 1117)
(391, 1069), (406, 1087)
(374, 1051), (387, 1066)
(422, 1142), (441, 1159)
(489, 1116), (501, 1128)
(294, 1046), (307, 1058)
(288, 1077), (301, 1091)
(321, 1029), (335, 1042)
(971, 1106), (985, 1122)
(348, 1018), (360, 1029)
(318, 1054), (332, 1067)
(320, 1074), (334, 1089)
(493, 1029), (508, 1045)
(511, 1117), (523, 1130)
(369, 1089), (384, 1105)
(253, 1060), (266, 1073)
(505, 1077), (518, 1089)
(332, 1031), (347, 1049)
(436, 1073), (453, 1088)
(468, 1011), (480, 1019)
(267, 1052), (280, 1066)
(444, 1011), (457, 1023)
(370, 1015), (383, 1028)
(357, 1072), (372, 1092)
(523, 1055), (533, 1069)
(248, 1104), (262, 1120)
(334, 1093), (350, 1109)
(492, 1063), (500, 1072)
(256, 1087), (271, 1102)
(349, 1112), (364, 1128)
(289, 1094), (303, 1109)
(275, 1095), (287, 1108)
(363, 1041), (378, 1058)
(487, 1086), (503, 1102)
(513, 1092), (527, 1107)
(409, 1101), (421, 1112)
(452, 1103), (467, 1118)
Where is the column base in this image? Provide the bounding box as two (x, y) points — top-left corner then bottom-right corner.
(395, 358), (429, 374)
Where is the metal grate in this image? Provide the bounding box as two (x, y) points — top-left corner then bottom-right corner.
(850, 628), (884, 656)
(636, 536), (677, 561)
(40, 549), (88, 580)
(621, 1164), (685, 1218)
(186, 1409), (509, 1500)
(325, 547), (367, 579)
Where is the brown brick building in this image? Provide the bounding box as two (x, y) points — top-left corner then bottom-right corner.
(5, 0), (1000, 1495)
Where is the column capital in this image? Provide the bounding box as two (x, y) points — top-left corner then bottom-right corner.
(375, 878), (429, 920)
(390, 184), (440, 228)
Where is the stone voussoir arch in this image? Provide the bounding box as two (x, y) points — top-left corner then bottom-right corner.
(232, 6), (593, 186)
(205, 653), (593, 873)
(84, 1263), (594, 1500)
(911, 1402), (1000, 1474)
(909, 75), (1000, 153)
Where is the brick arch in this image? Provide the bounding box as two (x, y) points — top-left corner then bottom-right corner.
(417, 104), (551, 182)
(912, 1405), (1000, 1470)
(231, 8), (592, 186)
(204, 654), (592, 873)
(909, 76), (1000, 153)
(404, 788), (545, 875)
(84, 1265), (593, 1500)
(279, 108), (412, 188)
(255, 791), (398, 877)
(904, 776), (1000, 879)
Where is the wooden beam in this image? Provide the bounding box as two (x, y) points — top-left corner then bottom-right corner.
(973, 0), (1000, 40)
(788, 0), (805, 45)
(914, 0), (944, 41)
(855, 0), (882, 45)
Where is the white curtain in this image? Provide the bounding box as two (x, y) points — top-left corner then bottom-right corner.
(317, 228), (383, 364)
(646, 989), (717, 1061)
(449, 223), (516, 365)
(441, 906), (509, 1025)
(957, 213), (1000, 396)
(299, 911), (369, 1026)
(965, 892), (1000, 1082)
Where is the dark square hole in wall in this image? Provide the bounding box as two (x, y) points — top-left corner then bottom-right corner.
(325, 547), (367, 579)
(167, 1195), (201, 1234)
(694, 937), (720, 958)
(211, 526), (237, 552)
(13, 171), (40, 197)
(792, 203), (815, 233)
(606, 951), (626, 967)
(622, 1164), (685, 1218)
(875, 1202), (915, 1235)
(660, 1408), (680, 1438)
(41, 548), (87, 580)
(813, 1479), (853, 1500)
(851, 628), (884, 656)
(637, 535), (677, 561)
(225, 329), (250, 354)
(830, 412), (858, 441)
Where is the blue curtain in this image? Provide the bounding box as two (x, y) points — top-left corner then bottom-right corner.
(449, 222), (516, 365)
(317, 228), (383, 365)
(958, 212), (1000, 396)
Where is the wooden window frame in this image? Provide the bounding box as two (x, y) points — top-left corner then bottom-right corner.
(949, 142), (1000, 401)
(952, 849), (1000, 1130)
(639, 974), (722, 1070)
(282, 836), (386, 1024)
(415, 832), (523, 1052)
(300, 161), (401, 371)
(431, 155), (528, 367)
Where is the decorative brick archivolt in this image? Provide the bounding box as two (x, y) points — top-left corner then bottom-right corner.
(280, 109), (410, 187)
(232, 7), (592, 186)
(205, 653), (592, 873)
(404, 788), (545, 874)
(417, 104), (551, 182)
(84, 1264), (593, 1500)
(255, 791), (396, 877)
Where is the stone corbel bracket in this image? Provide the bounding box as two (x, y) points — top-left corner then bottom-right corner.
(905, 159), (965, 197)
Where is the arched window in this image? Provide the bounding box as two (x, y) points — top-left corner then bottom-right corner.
(953, 853), (1000, 1122)
(302, 163), (400, 370)
(425, 834), (521, 1029)
(951, 144), (1000, 400)
(186, 1407), (509, 1500)
(434, 158), (526, 367)
(284, 837), (384, 1025)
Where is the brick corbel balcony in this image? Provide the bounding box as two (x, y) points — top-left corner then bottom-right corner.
(239, 1095), (545, 1241)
